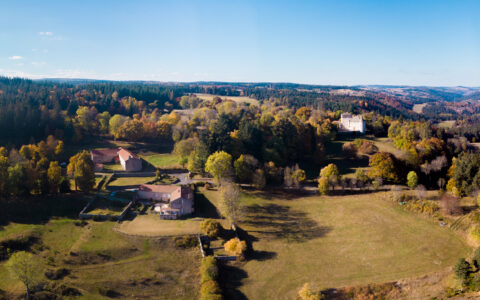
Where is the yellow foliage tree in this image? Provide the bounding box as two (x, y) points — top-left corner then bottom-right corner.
(224, 238), (247, 256)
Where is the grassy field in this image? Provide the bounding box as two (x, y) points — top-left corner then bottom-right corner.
(0, 217), (201, 299)
(202, 189), (471, 299)
(102, 163), (123, 171)
(117, 215), (204, 236)
(195, 93), (259, 105)
(107, 176), (156, 187)
(139, 153), (182, 169)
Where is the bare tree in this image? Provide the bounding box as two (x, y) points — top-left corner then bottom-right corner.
(415, 184), (427, 200)
(219, 181), (244, 226)
(440, 193), (462, 215)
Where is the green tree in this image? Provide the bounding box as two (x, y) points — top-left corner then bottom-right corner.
(205, 151), (233, 182)
(97, 111), (111, 134)
(8, 164), (26, 197)
(234, 154), (258, 183)
(407, 171), (418, 189)
(109, 114), (127, 139)
(187, 142), (209, 174)
(0, 155), (9, 196)
(67, 151), (95, 192)
(6, 251), (43, 300)
(174, 138), (197, 167)
(47, 161), (62, 193)
(355, 168), (368, 184)
(320, 163), (340, 183)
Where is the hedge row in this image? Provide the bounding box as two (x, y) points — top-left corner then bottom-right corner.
(199, 256), (222, 300)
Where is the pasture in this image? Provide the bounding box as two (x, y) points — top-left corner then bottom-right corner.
(195, 93), (259, 105)
(139, 152), (181, 169)
(0, 215), (200, 299)
(202, 189), (471, 299)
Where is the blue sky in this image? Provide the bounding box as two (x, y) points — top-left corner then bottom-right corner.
(1, 0), (479, 86)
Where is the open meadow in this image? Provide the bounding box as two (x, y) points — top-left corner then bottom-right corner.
(195, 93), (259, 105)
(202, 188), (472, 299)
(0, 197), (201, 299)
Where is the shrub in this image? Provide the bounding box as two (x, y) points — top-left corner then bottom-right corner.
(200, 280), (221, 295)
(200, 256), (219, 283)
(224, 238), (247, 256)
(200, 219), (223, 238)
(298, 283), (323, 300)
(44, 267), (70, 280)
(199, 257), (222, 300)
(173, 235), (198, 249)
(454, 258), (472, 283)
(318, 177), (329, 195)
(473, 247), (480, 268)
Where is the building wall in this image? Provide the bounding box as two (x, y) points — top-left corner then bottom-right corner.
(120, 157), (142, 171)
(170, 197), (194, 215)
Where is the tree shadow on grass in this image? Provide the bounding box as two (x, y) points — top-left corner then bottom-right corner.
(243, 204), (332, 243)
(0, 194), (89, 226)
(219, 263), (248, 300)
(194, 192), (221, 218)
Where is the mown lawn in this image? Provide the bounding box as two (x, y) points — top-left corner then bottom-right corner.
(139, 153), (181, 169)
(117, 214), (204, 236)
(107, 176), (156, 187)
(202, 189), (472, 299)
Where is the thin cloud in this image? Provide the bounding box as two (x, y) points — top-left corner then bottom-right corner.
(32, 61), (47, 66)
(8, 56), (23, 60)
(39, 31), (53, 36)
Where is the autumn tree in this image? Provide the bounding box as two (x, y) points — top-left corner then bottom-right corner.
(6, 251), (43, 300)
(368, 152), (400, 183)
(224, 238), (247, 256)
(67, 150), (95, 192)
(406, 171), (418, 189)
(318, 177), (329, 195)
(205, 151), (233, 183)
(298, 283), (322, 300)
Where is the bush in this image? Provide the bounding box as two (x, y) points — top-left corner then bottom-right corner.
(224, 238), (247, 256)
(200, 256), (219, 283)
(45, 267), (70, 280)
(199, 257), (222, 300)
(454, 258), (472, 283)
(173, 235), (198, 249)
(200, 219), (223, 238)
(200, 280), (221, 295)
(473, 247), (480, 268)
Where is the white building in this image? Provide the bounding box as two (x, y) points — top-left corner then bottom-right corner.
(339, 113), (365, 133)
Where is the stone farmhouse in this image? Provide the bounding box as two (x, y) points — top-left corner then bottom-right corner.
(90, 147), (142, 172)
(136, 184), (194, 219)
(339, 113), (366, 133)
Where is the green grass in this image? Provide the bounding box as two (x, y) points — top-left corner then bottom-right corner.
(76, 222), (131, 253)
(102, 163), (123, 171)
(139, 153), (181, 169)
(202, 189), (472, 299)
(107, 176), (156, 187)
